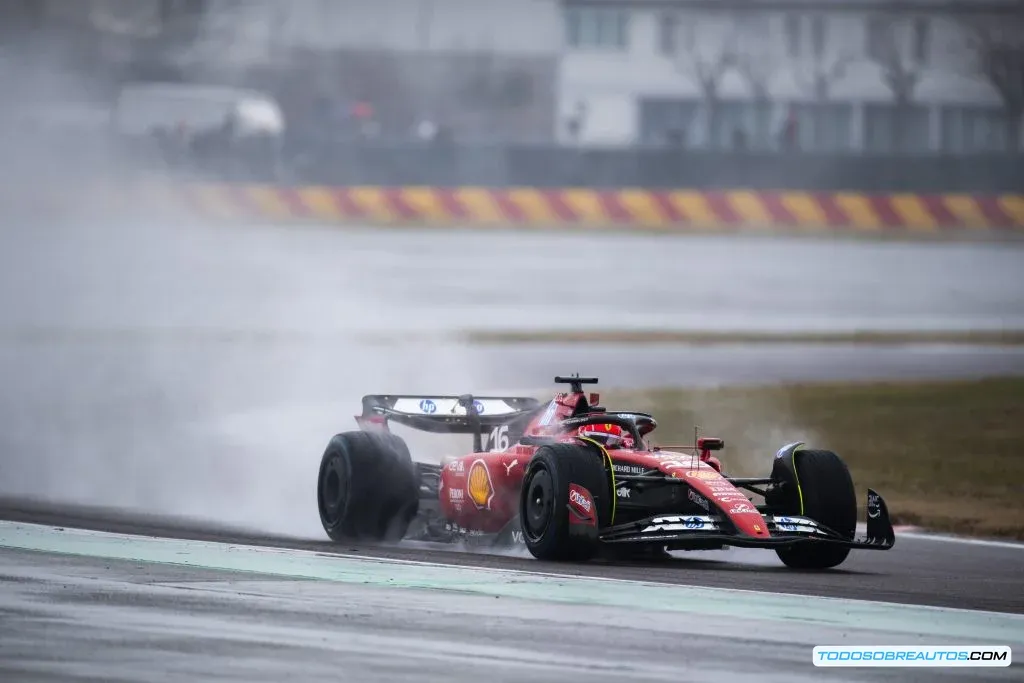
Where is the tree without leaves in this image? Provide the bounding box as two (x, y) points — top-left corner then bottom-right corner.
(672, 23), (736, 99)
(866, 17), (925, 151)
(961, 17), (1024, 151)
(869, 21), (922, 104)
(669, 16), (737, 146)
(793, 50), (856, 101)
(733, 17), (783, 101)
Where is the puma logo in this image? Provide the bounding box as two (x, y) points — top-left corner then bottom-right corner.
(504, 459), (519, 476)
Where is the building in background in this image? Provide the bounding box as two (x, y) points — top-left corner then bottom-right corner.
(557, 0), (1024, 152)
(8, 0), (1021, 153)
(163, 0), (564, 143)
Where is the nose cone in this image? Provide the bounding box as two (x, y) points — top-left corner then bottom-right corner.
(676, 466), (769, 537)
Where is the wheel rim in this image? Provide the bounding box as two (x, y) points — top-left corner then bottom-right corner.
(319, 456), (346, 524)
(523, 467), (554, 542)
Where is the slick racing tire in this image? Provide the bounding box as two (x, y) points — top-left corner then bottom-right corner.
(769, 449), (857, 570)
(518, 442), (611, 562)
(317, 431), (419, 543)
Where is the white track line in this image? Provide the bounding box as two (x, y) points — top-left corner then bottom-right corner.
(896, 531), (1024, 550)
(856, 523), (1024, 549)
(3, 520), (1021, 618)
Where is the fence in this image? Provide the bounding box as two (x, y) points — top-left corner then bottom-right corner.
(279, 142), (1024, 193)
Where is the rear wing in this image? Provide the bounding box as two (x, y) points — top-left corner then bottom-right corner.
(356, 394), (544, 452)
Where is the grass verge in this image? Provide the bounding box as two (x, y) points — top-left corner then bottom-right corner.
(596, 376), (1024, 540)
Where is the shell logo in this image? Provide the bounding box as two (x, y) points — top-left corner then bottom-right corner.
(685, 469), (721, 480)
(467, 459), (494, 509)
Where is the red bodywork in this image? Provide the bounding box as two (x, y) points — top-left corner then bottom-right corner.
(434, 389), (769, 538)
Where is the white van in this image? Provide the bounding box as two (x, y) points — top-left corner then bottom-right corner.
(112, 82), (285, 139)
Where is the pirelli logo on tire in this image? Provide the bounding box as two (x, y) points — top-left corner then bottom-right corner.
(467, 459), (494, 509)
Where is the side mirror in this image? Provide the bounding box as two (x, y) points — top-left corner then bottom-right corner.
(636, 416), (658, 436)
(697, 437), (724, 452)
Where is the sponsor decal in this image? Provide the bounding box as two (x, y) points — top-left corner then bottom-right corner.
(613, 463), (648, 475)
(776, 517), (799, 531)
(688, 489), (710, 511)
(651, 454), (700, 471)
(867, 491), (881, 519)
(467, 459), (495, 509)
(567, 483), (596, 526)
(511, 529), (525, 544)
(616, 485), (630, 499)
(503, 459), (519, 476)
(730, 503), (756, 514)
(710, 491), (749, 504)
(449, 488), (465, 501)
(653, 453), (690, 461)
(569, 487), (593, 514)
(642, 515), (714, 533)
(419, 398), (437, 414)
(775, 441), (804, 459)
(445, 459), (465, 474)
(753, 524), (762, 532)
(686, 469), (721, 481)
(444, 522), (486, 537)
(473, 400), (485, 414)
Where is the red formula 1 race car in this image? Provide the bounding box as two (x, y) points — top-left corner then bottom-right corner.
(316, 375), (895, 569)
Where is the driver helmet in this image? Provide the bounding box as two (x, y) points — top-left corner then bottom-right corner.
(577, 422), (627, 449)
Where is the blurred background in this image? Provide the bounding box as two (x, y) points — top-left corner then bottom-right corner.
(1, 0), (1021, 188)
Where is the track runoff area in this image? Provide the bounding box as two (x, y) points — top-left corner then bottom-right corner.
(0, 520), (1019, 677)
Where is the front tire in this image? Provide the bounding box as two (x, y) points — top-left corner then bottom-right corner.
(317, 431), (419, 543)
(519, 442), (611, 562)
(768, 448), (857, 569)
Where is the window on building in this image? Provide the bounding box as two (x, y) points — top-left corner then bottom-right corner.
(638, 98), (701, 146)
(565, 7), (630, 50)
(659, 13), (677, 55)
(940, 105), (1008, 152)
(865, 15), (892, 61)
(811, 16), (827, 59)
(784, 14), (801, 58)
(737, 12), (770, 36)
(864, 102), (930, 153)
(912, 17), (930, 65)
(791, 102), (855, 151)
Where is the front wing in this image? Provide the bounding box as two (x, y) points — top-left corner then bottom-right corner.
(598, 488), (896, 551)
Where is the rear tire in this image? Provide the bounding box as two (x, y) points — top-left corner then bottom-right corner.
(317, 431), (419, 543)
(769, 449), (857, 569)
(518, 442), (611, 562)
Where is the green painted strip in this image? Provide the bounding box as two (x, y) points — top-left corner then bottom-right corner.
(1, 520), (1021, 643)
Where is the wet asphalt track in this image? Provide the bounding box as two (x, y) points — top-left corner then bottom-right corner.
(0, 507), (1022, 683)
(1, 499), (1021, 616)
(4, 545), (1019, 683)
(3, 218), (1024, 335)
(2, 217), (1024, 680)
